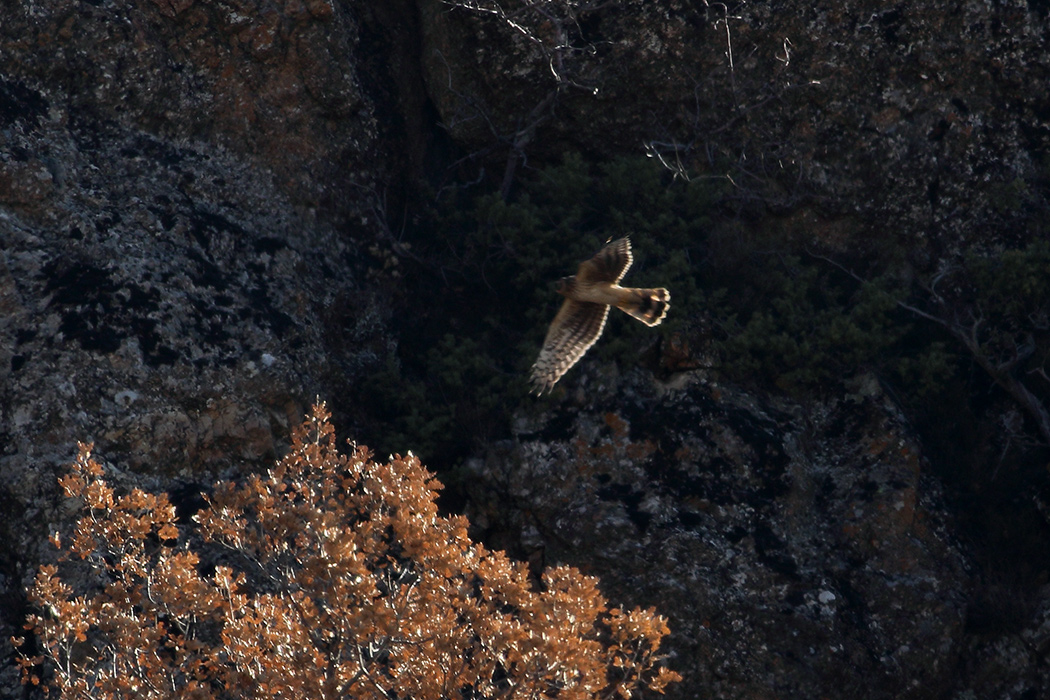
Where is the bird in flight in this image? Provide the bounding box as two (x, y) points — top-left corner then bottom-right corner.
(530, 237), (670, 394)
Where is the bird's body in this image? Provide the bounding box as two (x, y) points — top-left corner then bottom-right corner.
(558, 276), (670, 324)
(530, 237), (670, 394)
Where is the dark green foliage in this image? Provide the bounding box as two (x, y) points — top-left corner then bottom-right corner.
(712, 234), (1050, 436)
(358, 151), (1050, 469)
(715, 259), (902, 391)
(358, 154), (717, 467)
(892, 341), (956, 400)
(709, 256), (961, 396)
(987, 178), (1031, 215)
(967, 240), (1050, 331)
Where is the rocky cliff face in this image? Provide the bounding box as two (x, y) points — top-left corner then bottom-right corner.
(423, 0), (1050, 254)
(468, 376), (970, 699)
(2, 0), (1049, 698)
(0, 1), (398, 693)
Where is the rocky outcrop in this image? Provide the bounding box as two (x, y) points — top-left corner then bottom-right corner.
(467, 373), (971, 699)
(0, 1), (405, 693)
(0, 0), (384, 219)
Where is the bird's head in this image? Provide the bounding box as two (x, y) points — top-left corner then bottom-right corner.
(555, 276), (577, 296)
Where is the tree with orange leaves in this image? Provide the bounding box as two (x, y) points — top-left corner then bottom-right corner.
(15, 403), (679, 699)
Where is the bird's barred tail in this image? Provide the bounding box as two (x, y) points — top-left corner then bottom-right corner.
(617, 288), (670, 326)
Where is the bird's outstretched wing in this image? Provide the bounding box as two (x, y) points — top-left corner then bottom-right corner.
(577, 237), (633, 284)
(529, 299), (610, 394)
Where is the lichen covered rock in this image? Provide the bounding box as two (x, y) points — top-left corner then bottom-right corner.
(0, 2), (395, 694)
(468, 374), (969, 698)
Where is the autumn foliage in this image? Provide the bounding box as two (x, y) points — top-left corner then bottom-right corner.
(15, 404), (679, 699)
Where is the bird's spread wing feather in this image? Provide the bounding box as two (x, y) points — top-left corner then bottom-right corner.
(529, 299), (610, 394)
(577, 237), (633, 284)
